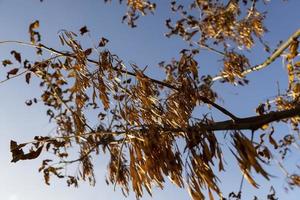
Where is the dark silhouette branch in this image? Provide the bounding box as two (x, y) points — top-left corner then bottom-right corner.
(91, 105), (300, 135)
(199, 96), (240, 121)
(17, 105), (300, 164)
(201, 105), (300, 131)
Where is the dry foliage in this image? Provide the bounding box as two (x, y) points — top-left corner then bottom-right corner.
(2, 0), (300, 199)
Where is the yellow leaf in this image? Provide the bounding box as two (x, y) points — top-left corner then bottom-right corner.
(243, 169), (259, 188)
(261, 123), (269, 130)
(294, 61), (300, 67)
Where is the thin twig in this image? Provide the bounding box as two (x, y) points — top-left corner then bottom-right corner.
(246, 0), (256, 19)
(11, 130), (126, 150)
(0, 55), (62, 85)
(60, 141), (103, 165)
(192, 41), (225, 56)
(49, 84), (95, 133)
(0, 68), (29, 84)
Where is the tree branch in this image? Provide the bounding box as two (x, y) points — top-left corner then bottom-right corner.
(18, 106), (300, 152)
(90, 106), (300, 134)
(200, 105), (300, 131)
(212, 28), (300, 82)
(198, 96), (240, 121)
(0, 40), (239, 121)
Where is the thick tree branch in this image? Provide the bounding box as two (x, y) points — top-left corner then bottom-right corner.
(212, 28), (300, 82)
(93, 105), (300, 134)
(201, 105), (300, 131)
(18, 106), (300, 151)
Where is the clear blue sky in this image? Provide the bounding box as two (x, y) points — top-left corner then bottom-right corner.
(0, 0), (300, 199)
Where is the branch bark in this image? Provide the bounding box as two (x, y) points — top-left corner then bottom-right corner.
(200, 105), (300, 131)
(18, 105), (300, 150)
(102, 105), (300, 135)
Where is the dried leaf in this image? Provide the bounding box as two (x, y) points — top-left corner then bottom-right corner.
(2, 59), (12, 67)
(25, 73), (31, 84)
(79, 26), (89, 35)
(7, 68), (19, 79)
(29, 20), (40, 44)
(29, 20), (39, 30)
(99, 37), (109, 47)
(11, 50), (22, 63)
(84, 48), (92, 56)
(208, 188), (214, 200)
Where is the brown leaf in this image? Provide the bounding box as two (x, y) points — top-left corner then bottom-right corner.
(25, 72), (31, 84)
(29, 20), (39, 30)
(25, 100), (33, 106)
(7, 68), (19, 79)
(59, 35), (65, 46)
(208, 188), (214, 200)
(25, 145), (44, 160)
(10, 140), (26, 163)
(84, 48), (92, 56)
(79, 26), (89, 35)
(243, 170), (259, 188)
(98, 37), (109, 47)
(2, 59), (12, 67)
(29, 20), (41, 43)
(256, 103), (265, 115)
(11, 50), (22, 63)
(269, 134), (278, 149)
(29, 20), (40, 44)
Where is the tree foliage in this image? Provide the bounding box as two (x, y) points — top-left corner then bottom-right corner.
(2, 0), (300, 199)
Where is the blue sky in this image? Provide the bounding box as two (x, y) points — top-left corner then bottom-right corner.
(0, 0), (300, 199)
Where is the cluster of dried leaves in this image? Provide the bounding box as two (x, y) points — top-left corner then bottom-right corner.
(165, 0), (267, 83)
(2, 0), (300, 199)
(104, 0), (156, 27)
